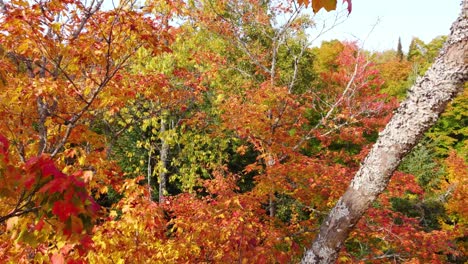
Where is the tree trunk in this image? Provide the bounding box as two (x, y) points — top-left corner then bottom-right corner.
(36, 96), (48, 155)
(147, 145), (153, 200)
(159, 117), (169, 203)
(302, 2), (468, 263)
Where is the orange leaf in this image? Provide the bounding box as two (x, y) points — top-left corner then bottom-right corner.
(297, 0), (337, 12)
(297, 0), (311, 7)
(51, 253), (65, 264)
(313, 0), (337, 12)
(297, 0), (352, 14)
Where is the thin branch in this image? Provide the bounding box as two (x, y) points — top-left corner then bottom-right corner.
(0, 0), (7, 13)
(292, 52), (363, 151)
(288, 39), (307, 93)
(71, 0), (104, 40)
(0, 206), (40, 223)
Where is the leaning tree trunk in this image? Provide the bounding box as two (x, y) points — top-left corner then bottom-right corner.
(302, 1), (468, 263)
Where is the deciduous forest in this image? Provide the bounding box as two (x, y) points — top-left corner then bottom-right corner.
(0, 0), (466, 263)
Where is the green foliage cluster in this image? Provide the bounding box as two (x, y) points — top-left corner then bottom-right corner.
(427, 87), (468, 158)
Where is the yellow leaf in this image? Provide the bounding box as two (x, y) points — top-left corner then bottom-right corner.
(339, 255), (351, 262)
(99, 185), (108, 194)
(17, 41), (29, 54)
(109, 210), (118, 218)
(78, 155), (86, 166)
(51, 22), (61, 32)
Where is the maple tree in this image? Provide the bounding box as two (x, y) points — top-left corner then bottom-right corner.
(1, 0), (467, 263)
(0, 0), (176, 261)
(0, 133), (99, 261)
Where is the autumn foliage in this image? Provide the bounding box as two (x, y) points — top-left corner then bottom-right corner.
(0, 0), (466, 263)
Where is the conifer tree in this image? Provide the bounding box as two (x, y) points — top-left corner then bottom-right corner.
(397, 37), (404, 61)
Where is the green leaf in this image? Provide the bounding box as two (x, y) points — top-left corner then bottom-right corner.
(288, 128), (297, 136)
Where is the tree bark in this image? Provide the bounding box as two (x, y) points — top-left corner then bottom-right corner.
(147, 145), (153, 200)
(302, 1), (468, 263)
(36, 96), (52, 156)
(159, 117), (169, 203)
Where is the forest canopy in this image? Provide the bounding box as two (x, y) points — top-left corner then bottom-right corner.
(0, 0), (466, 263)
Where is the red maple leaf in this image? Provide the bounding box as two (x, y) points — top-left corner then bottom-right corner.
(0, 134), (9, 155)
(52, 200), (80, 222)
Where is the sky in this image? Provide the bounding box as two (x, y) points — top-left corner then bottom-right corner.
(102, 0), (461, 53)
(308, 0), (462, 52)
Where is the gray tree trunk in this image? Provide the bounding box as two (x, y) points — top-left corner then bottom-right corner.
(159, 117), (169, 203)
(302, 1), (468, 263)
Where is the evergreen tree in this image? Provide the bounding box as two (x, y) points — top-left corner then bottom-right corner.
(397, 37), (404, 61)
